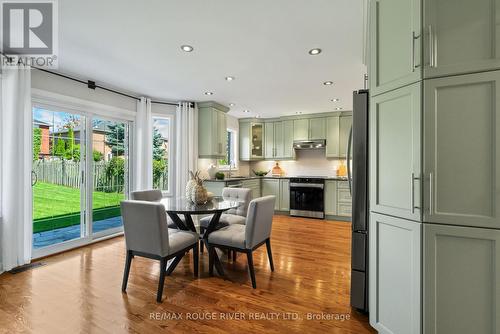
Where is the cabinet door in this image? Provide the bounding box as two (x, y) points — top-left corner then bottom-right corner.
(326, 116), (340, 158)
(369, 213), (421, 334)
(279, 179), (290, 211)
(264, 122), (274, 159)
(218, 111), (227, 156)
(274, 122), (284, 158)
(309, 117), (326, 140)
(424, 0), (500, 78)
(293, 119), (309, 141)
(339, 116), (352, 158)
(251, 123), (264, 159)
(262, 179), (280, 210)
(282, 120), (295, 159)
(424, 72), (500, 229)
(424, 224), (500, 334)
(370, 83), (421, 221)
(198, 108), (216, 158)
(239, 122), (250, 161)
(324, 180), (337, 216)
(370, 0), (421, 96)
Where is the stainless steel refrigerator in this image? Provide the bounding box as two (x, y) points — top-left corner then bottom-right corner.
(349, 89), (369, 312)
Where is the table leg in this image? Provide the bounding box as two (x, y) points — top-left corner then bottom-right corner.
(183, 214), (197, 232)
(167, 212), (188, 230)
(203, 211), (225, 276)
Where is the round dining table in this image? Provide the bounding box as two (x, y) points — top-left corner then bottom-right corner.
(159, 196), (240, 276)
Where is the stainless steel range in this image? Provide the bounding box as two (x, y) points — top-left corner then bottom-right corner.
(289, 177), (325, 219)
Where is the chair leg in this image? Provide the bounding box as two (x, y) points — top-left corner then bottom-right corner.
(200, 239), (204, 253)
(157, 258), (167, 302)
(193, 243), (199, 278)
(266, 239), (275, 272)
(246, 250), (257, 289)
(208, 246), (214, 276)
(121, 250), (133, 292)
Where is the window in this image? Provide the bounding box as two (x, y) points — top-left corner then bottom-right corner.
(152, 117), (171, 192)
(218, 129), (237, 170)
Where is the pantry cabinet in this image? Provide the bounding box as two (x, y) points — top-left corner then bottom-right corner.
(198, 102), (228, 159)
(423, 71), (500, 229)
(423, 0), (500, 78)
(369, 0), (421, 96)
(370, 82), (421, 222)
(369, 213), (421, 334)
(423, 224), (500, 334)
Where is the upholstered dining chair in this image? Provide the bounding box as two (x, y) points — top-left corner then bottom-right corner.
(120, 200), (199, 302)
(207, 195), (276, 289)
(199, 187), (252, 256)
(131, 189), (180, 228)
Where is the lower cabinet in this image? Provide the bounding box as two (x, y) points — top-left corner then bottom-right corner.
(337, 181), (352, 217)
(324, 180), (337, 215)
(262, 179), (280, 211)
(279, 179), (290, 211)
(241, 179), (261, 199)
(423, 224), (500, 334)
(369, 213), (421, 334)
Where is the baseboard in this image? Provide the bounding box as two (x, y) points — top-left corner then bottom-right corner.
(325, 215), (351, 222)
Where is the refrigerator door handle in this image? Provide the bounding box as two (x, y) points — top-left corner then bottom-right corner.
(347, 125), (353, 195)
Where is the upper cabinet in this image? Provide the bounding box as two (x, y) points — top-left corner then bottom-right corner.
(325, 116), (340, 158)
(423, 0), (500, 78)
(198, 101), (228, 159)
(369, 0), (421, 96)
(264, 120), (293, 160)
(239, 122), (264, 161)
(309, 118), (326, 140)
(339, 115), (353, 158)
(423, 71), (500, 229)
(293, 119), (309, 141)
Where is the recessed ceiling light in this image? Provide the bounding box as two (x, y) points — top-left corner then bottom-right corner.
(225, 76), (235, 81)
(256, 115), (261, 118)
(243, 109), (250, 113)
(181, 45), (194, 52)
(309, 48), (322, 55)
(229, 103), (235, 107)
(331, 98), (340, 102)
(335, 107), (343, 111)
(296, 111), (303, 114)
(323, 81), (334, 86)
(204, 92), (214, 96)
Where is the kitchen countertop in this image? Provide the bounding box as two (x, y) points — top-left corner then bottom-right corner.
(204, 176), (350, 182)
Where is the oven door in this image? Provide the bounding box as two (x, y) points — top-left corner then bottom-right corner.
(290, 185), (324, 218)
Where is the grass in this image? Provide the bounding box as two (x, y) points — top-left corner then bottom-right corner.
(33, 182), (125, 220)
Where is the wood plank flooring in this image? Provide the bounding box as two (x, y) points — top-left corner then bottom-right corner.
(0, 216), (375, 334)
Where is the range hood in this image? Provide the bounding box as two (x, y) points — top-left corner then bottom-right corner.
(293, 139), (326, 150)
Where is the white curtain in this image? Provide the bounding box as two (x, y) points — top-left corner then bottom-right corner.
(133, 97), (153, 190)
(0, 63), (33, 272)
(175, 102), (198, 197)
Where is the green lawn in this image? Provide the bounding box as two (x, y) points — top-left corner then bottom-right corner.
(33, 182), (125, 220)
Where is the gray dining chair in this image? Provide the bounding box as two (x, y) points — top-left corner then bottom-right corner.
(120, 200), (199, 302)
(199, 187), (252, 256)
(131, 189), (180, 228)
(207, 195), (276, 289)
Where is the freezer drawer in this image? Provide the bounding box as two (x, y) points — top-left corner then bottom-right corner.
(351, 232), (366, 271)
(350, 270), (367, 311)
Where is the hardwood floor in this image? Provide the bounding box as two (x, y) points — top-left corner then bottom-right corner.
(0, 216), (375, 334)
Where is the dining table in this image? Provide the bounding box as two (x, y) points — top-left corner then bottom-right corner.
(159, 196), (241, 276)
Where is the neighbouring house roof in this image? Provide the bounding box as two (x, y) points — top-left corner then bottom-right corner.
(33, 118), (50, 127)
(51, 122), (111, 135)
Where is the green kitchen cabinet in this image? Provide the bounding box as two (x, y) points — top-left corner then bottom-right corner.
(241, 178), (261, 199)
(264, 121), (285, 159)
(370, 0), (421, 96)
(264, 122), (275, 159)
(262, 178), (280, 210)
(423, 0), (500, 79)
(423, 71), (500, 229)
(338, 115), (353, 158)
(282, 120), (295, 159)
(324, 180), (337, 216)
(370, 83), (421, 222)
(279, 179), (290, 211)
(309, 117), (326, 140)
(239, 122), (251, 161)
(326, 116), (340, 158)
(198, 101), (228, 158)
(293, 118), (309, 141)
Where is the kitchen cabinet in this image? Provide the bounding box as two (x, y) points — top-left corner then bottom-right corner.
(324, 180), (337, 216)
(239, 121), (265, 161)
(423, 0), (500, 79)
(282, 120), (294, 159)
(423, 224), (500, 334)
(239, 122), (251, 160)
(279, 179), (290, 211)
(204, 180), (246, 197)
(262, 179), (280, 210)
(369, 213), (421, 334)
(241, 179), (261, 199)
(264, 121), (284, 159)
(336, 181), (352, 217)
(293, 118), (309, 141)
(370, 0), (421, 96)
(309, 117), (326, 140)
(325, 116), (340, 158)
(264, 122), (275, 159)
(198, 102), (228, 158)
(423, 71), (500, 229)
(370, 83), (421, 222)
(338, 115), (352, 158)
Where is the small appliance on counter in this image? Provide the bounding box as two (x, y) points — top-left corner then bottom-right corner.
(289, 177), (325, 219)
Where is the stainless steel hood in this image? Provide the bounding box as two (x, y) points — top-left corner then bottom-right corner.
(293, 139), (326, 150)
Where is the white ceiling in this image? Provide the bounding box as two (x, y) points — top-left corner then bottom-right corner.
(58, 0), (366, 118)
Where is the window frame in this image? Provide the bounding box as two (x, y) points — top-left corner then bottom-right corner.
(152, 115), (173, 197)
(218, 128), (238, 171)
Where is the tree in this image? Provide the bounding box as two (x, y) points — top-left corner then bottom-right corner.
(54, 134), (66, 157)
(64, 127), (76, 160)
(106, 123), (125, 156)
(33, 128), (42, 161)
(93, 150), (103, 162)
(153, 128), (166, 161)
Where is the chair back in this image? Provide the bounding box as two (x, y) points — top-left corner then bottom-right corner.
(131, 189), (163, 202)
(120, 200), (170, 256)
(244, 196), (276, 249)
(222, 187), (252, 216)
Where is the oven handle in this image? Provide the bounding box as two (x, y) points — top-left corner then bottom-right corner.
(290, 183), (324, 189)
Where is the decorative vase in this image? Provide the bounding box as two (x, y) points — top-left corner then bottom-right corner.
(191, 182), (208, 204)
(207, 164), (218, 179)
(186, 171), (199, 199)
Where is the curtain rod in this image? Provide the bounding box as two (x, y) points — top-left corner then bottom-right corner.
(34, 68), (192, 107)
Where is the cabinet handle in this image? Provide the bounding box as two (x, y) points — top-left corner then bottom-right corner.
(412, 31), (420, 72)
(428, 172), (433, 214)
(411, 173), (420, 213)
(428, 25), (436, 68)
